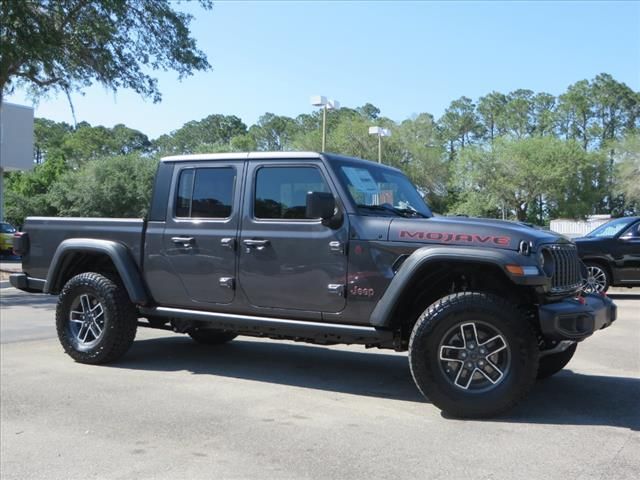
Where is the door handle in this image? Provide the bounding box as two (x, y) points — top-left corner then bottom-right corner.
(171, 236), (195, 248)
(243, 239), (270, 251)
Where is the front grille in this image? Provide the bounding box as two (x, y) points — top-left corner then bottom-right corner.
(544, 244), (583, 293)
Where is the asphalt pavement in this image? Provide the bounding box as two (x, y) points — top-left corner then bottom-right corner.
(1, 286), (639, 480)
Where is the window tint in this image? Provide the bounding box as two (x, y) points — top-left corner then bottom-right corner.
(255, 167), (330, 219)
(175, 168), (235, 218)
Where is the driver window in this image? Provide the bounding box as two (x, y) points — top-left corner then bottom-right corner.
(622, 223), (640, 238)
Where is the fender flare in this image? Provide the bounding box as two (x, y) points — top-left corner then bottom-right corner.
(368, 246), (543, 328)
(44, 238), (149, 305)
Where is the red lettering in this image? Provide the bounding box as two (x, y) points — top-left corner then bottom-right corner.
(455, 234), (473, 242)
(493, 236), (510, 245)
(400, 230), (423, 239)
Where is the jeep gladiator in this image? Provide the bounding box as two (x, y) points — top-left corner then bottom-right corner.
(10, 152), (616, 418)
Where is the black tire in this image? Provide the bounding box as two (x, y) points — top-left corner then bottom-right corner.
(537, 343), (577, 379)
(188, 328), (237, 345)
(582, 262), (610, 294)
(56, 272), (137, 364)
(408, 292), (539, 419)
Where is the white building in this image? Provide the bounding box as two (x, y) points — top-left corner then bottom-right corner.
(549, 215), (611, 239)
(0, 102), (35, 221)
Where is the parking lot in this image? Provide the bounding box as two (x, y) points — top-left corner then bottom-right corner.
(1, 285), (638, 480)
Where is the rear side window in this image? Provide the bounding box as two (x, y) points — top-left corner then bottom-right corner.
(254, 166), (330, 219)
(175, 167), (236, 219)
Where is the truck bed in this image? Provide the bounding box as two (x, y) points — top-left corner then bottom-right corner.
(21, 217), (145, 280)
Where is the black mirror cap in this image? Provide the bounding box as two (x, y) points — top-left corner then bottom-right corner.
(306, 192), (336, 220)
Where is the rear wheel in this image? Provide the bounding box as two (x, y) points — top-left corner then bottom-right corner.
(188, 328), (237, 345)
(409, 292), (539, 418)
(537, 343), (577, 379)
(56, 272), (137, 364)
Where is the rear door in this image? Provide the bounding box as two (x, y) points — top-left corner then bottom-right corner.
(160, 161), (244, 307)
(238, 161), (348, 313)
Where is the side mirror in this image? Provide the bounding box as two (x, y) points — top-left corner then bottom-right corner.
(306, 192), (336, 220)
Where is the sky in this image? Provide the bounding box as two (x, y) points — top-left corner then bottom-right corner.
(6, 0), (640, 139)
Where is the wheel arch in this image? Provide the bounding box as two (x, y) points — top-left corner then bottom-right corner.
(44, 239), (149, 305)
(369, 247), (536, 332)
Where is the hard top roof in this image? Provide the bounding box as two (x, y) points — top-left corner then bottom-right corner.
(161, 151), (321, 162)
(160, 151), (403, 173)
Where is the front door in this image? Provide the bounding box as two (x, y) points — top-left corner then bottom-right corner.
(238, 162), (348, 313)
(162, 161), (244, 307)
(617, 221), (640, 282)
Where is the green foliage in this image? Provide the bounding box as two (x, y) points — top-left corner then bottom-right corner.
(48, 154), (159, 218)
(612, 134), (640, 209)
(3, 74), (638, 224)
(0, 0), (212, 103)
(450, 137), (608, 222)
(154, 114), (247, 154)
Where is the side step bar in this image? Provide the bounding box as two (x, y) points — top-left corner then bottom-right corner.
(139, 306), (394, 346)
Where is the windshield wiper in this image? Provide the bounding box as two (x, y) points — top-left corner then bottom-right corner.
(356, 204), (428, 218)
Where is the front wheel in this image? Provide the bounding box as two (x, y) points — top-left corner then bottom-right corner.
(582, 262), (610, 294)
(56, 272), (137, 364)
(409, 292), (539, 418)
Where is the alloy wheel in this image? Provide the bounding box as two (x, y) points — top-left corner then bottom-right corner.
(438, 321), (511, 392)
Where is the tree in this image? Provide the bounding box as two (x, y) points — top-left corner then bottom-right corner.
(557, 80), (593, 149)
(612, 134), (640, 212)
(502, 89), (535, 138)
(249, 113), (299, 151)
(357, 103), (381, 120)
(0, 0), (212, 103)
(477, 92), (507, 142)
(531, 92), (556, 137)
(438, 97), (480, 160)
(450, 137), (607, 222)
(48, 154), (158, 218)
(590, 73), (639, 146)
(154, 114), (247, 154)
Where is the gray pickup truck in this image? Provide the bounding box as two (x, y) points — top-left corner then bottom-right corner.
(11, 152), (616, 418)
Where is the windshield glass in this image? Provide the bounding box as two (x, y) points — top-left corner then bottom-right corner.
(331, 160), (432, 217)
(586, 218), (634, 238)
(0, 223), (16, 234)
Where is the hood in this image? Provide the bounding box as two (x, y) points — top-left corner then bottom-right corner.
(388, 216), (568, 251)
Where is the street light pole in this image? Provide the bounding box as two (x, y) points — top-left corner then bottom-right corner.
(369, 126), (391, 164)
(322, 104), (327, 152)
(310, 96), (339, 152)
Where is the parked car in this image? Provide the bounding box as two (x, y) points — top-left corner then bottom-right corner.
(0, 222), (17, 255)
(10, 152), (616, 418)
(575, 216), (640, 293)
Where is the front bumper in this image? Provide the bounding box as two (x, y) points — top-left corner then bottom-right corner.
(538, 294), (616, 341)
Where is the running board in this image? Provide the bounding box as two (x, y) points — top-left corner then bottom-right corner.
(139, 306), (393, 346)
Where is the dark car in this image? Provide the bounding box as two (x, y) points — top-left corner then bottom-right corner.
(575, 216), (640, 293)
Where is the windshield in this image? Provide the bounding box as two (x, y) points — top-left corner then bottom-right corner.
(331, 160), (432, 218)
(586, 218), (634, 238)
(0, 223), (16, 234)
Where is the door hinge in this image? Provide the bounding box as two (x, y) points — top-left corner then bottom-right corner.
(219, 277), (235, 289)
(327, 284), (345, 296)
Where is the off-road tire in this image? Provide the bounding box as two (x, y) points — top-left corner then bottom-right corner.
(188, 329), (237, 345)
(537, 343), (577, 379)
(56, 272), (137, 364)
(408, 292), (539, 418)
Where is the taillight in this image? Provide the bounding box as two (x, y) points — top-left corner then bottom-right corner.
(12, 232), (29, 256)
